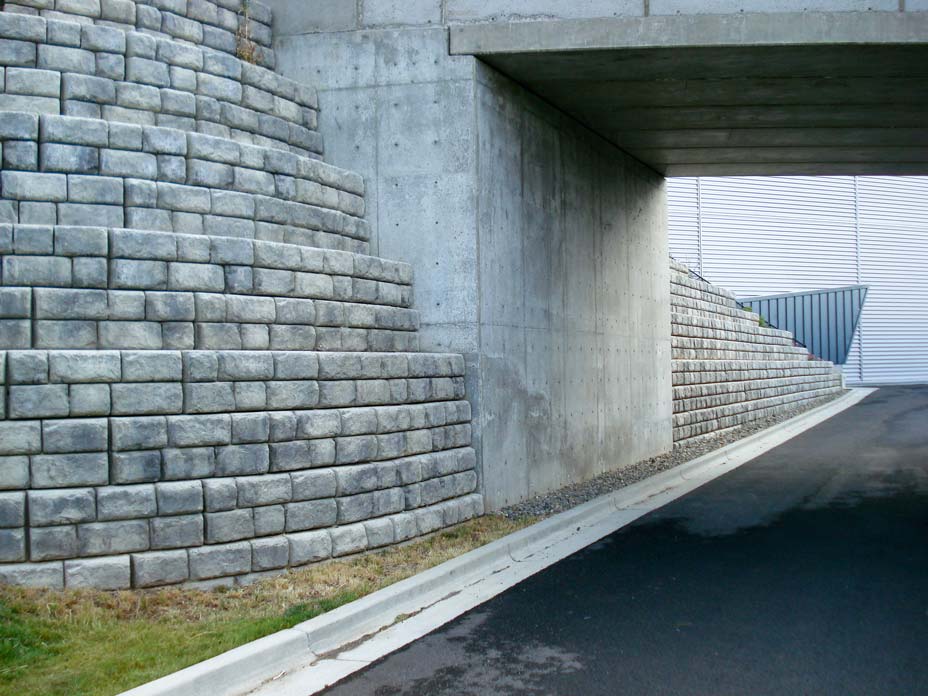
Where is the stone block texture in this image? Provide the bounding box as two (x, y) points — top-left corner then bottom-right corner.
(0, 1), (482, 589)
(670, 259), (844, 445)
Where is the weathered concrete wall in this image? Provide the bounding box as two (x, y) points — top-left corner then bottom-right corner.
(474, 64), (670, 506)
(671, 260), (844, 444)
(273, 25), (671, 509)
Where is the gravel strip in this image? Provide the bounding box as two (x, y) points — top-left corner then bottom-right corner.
(501, 392), (849, 520)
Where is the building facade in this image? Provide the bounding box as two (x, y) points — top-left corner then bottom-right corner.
(668, 176), (928, 385)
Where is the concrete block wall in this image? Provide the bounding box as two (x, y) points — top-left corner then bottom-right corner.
(2, 0), (276, 68)
(671, 259), (844, 444)
(0, 1), (483, 590)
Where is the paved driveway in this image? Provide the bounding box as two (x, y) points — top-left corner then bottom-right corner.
(324, 386), (928, 695)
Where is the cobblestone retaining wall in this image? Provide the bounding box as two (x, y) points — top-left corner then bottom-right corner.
(671, 259), (844, 444)
(0, 1), (483, 590)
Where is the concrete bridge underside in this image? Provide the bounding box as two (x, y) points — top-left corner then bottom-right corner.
(268, 5), (928, 509)
(450, 12), (928, 176)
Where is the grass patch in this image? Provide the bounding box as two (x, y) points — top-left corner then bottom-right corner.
(0, 515), (531, 696)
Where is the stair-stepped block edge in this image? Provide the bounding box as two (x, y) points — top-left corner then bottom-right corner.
(0, 113), (367, 251)
(670, 259), (845, 444)
(0, 2), (488, 588)
(0, 12), (320, 157)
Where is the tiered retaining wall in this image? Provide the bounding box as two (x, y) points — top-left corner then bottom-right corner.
(671, 259), (844, 445)
(0, 1), (482, 590)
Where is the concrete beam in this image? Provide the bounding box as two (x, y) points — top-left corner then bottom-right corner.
(450, 12), (928, 54)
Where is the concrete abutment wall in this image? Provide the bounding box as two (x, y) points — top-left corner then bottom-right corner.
(271, 21), (672, 509)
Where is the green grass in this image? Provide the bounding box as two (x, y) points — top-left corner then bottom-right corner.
(0, 515), (530, 696)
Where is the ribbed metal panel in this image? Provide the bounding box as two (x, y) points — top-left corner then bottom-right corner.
(667, 177), (701, 272)
(856, 177), (928, 384)
(667, 175), (928, 385)
(741, 286), (868, 365)
(695, 176), (859, 297)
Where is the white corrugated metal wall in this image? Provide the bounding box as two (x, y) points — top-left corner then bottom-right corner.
(667, 176), (928, 385)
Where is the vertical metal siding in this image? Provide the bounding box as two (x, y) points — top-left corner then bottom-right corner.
(667, 175), (928, 385)
(857, 177), (928, 384)
(667, 177), (701, 272)
(741, 286), (868, 365)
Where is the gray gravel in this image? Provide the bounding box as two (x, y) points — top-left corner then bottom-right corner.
(500, 392), (848, 520)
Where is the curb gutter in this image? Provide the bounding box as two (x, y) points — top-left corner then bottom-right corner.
(121, 387), (875, 696)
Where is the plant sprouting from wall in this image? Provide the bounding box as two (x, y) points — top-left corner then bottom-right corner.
(236, 0), (258, 64)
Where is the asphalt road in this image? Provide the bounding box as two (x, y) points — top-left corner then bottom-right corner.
(324, 386), (928, 696)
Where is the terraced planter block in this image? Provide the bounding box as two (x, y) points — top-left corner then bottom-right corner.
(0, 1), (483, 589)
(670, 259), (844, 445)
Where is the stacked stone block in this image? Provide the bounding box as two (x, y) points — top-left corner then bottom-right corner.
(1, 0), (275, 69)
(671, 259), (844, 444)
(0, 1), (483, 589)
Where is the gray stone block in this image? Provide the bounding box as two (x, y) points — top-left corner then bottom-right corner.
(117, 81), (162, 110)
(96, 52), (125, 80)
(183, 382), (235, 413)
(0, 492), (26, 528)
(2, 140), (39, 171)
(37, 44), (95, 75)
(161, 446), (215, 480)
(234, 378), (266, 406)
(156, 480), (203, 515)
(167, 414), (231, 447)
(68, 175), (124, 204)
(0, 528), (26, 563)
(65, 556), (131, 590)
(78, 519), (149, 556)
(30, 526), (78, 561)
(187, 159), (233, 188)
(288, 529), (331, 566)
(236, 473), (291, 507)
(127, 56), (171, 87)
(251, 537), (288, 571)
(111, 415), (168, 451)
(0, 560), (64, 589)
(81, 23), (125, 53)
(253, 504), (285, 536)
(97, 484), (157, 521)
(337, 493), (374, 524)
(131, 549), (189, 587)
(285, 499), (336, 533)
(42, 418), (108, 453)
(330, 523), (368, 557)
(110, 450), (160, 484)
(0, 38), (36, 69)
(8, 384), (70, 419)
(61, 74), (116, 105)
(100, 149), (157, 178)
(231, 412), (270, 444)
(150, 513), (204, 550)
(188, 541), (251, 580)
(1, 171), (68, 201)
(31, 452), (108, 488)
(7, 350), (48, 384)
(0, 456), (30, 490)
(364, 517), (395, 549)
(215, 443), (269, 476)
(111, 382), (183, 415)
(205, 508), (254, 543)
(28, 488), (95, 526)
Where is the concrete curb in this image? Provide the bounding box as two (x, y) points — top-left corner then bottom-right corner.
(120, 388), (874, 696)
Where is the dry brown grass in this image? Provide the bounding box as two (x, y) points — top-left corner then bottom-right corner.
(0, 514), (533, 696)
